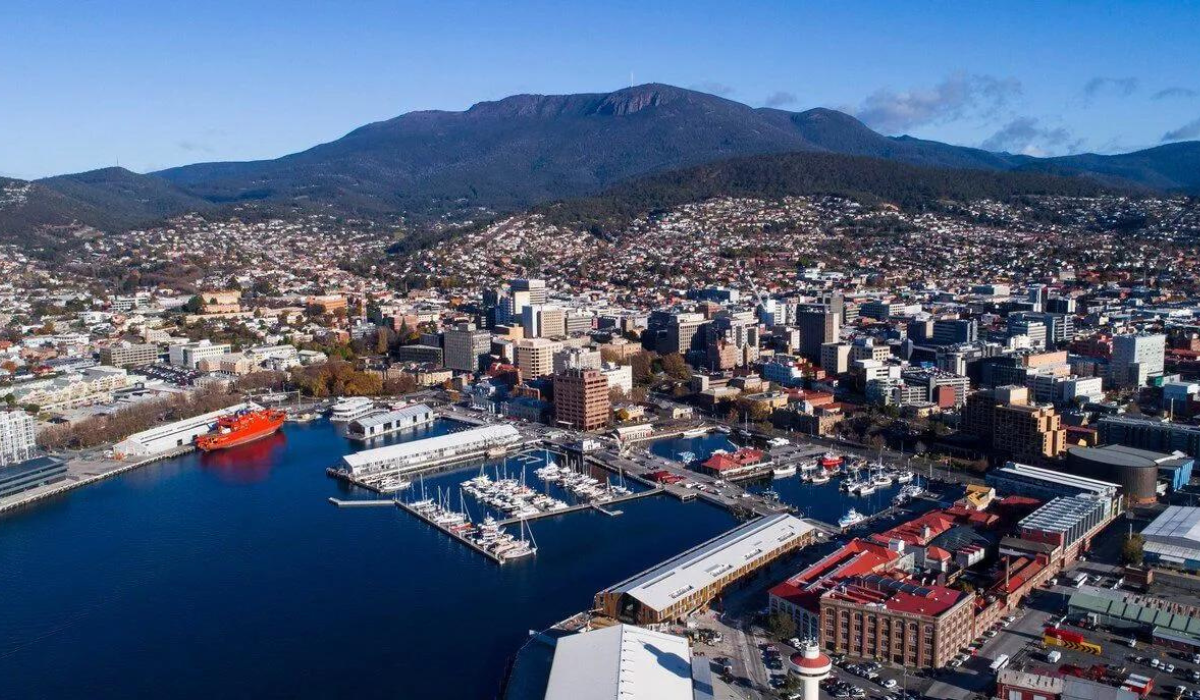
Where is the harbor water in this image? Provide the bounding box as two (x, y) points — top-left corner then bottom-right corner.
(0, 419), (735, 700)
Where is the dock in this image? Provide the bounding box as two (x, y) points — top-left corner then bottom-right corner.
(493, 487), (662, 527)
(327, 497), (394, 508)
(394, 499), (504, 564)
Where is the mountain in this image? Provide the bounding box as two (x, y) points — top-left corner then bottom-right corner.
(535, 151), (1109, 235)
(0, 167), (211, 239)
(6, 83), (1199, 239)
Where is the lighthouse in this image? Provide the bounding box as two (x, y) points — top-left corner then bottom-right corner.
(787, 642), (832, 700)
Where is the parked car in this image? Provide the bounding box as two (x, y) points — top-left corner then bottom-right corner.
(882, 679), (899, 690)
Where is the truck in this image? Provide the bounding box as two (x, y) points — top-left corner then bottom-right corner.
(990, 655), (1011, 672)
(1047, 650), (1062, 663)
(1073, 573), (1089, 588)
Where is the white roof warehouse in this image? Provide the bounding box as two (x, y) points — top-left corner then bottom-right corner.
(596, 513), (816, 624)
(340, 423), (520, 477)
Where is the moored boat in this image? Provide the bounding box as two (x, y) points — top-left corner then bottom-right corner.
(195, 408), (286, 452)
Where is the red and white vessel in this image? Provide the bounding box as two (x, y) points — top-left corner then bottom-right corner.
(195, 408), (286, 452)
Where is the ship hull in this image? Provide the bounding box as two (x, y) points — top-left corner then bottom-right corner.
(197, 423), (283, 451)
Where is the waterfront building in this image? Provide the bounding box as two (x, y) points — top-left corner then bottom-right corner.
(0, 410), (37, 466)
(100, 342), (160, 368)
(596, 514), (815, 624)
(0, 455), (68, 499)
(112, 403), (260, 459)
(340, 424), (521, 477)
(543, 624), (695, 700)
(819, 573), (974, 669)
(346, 404), (435, 441)
(553, 368), (610, 431)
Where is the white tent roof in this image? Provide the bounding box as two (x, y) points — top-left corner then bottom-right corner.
(544, 624), (693, 700)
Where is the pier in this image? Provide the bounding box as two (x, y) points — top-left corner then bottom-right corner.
(327, 497), (394, 508)
(492, 486), (662, 527)
(394, 499), (504, 564)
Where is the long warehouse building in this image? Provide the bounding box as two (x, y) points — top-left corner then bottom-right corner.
(340, 423), (521, 477)
(113, 402), (261, 459)
(596, 513), (816, 624)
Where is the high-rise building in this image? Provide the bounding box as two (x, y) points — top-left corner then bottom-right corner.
(931, 319), (978, 345)
(553, 346), (601, 374)
(442, 323), (492, 373)
(1111, 333), (1165, 389)
(662, 313), (708, 357)
(521, 304), (566, 339)
(515, 338), (563, 379)
(820, 342), (851, 375)
(962, 386), (1066, 461)
(554, 368), (610, 431)
(0, 410), (37, 466)
(796, 309), (839, 360)
(511, 278), (548, 305)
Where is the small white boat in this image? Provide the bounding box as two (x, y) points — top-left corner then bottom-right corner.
(857, 482), (877, 496)
(839, 508), (866, 529)
(895, 471), (914, 484)
(810, 471), (831, 485)
(682, 427), (709, 438)
(772, 464), (797, 478)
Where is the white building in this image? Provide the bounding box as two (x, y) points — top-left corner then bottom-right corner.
(1111, 333), (1165, 389)
(346, 404), (435, 441)
(113, 402), (260, 458)
(169, 340), (234, 369)
(600, 362), (633, 395)
(340, 424), (520, 477)
(544, 624), (695, 700)
(0, 410), (37, 466)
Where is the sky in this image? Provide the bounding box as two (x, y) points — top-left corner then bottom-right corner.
(2, 0), (1199, 179)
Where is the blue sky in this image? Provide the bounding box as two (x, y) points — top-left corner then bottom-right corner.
(2, 0), (1198, 179)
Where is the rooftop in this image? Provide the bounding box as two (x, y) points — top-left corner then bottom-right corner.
(606, 514), (813, 614)
(543, 624), (694, 700)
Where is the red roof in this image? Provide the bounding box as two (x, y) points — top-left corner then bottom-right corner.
(770, 539), (900, 609)
(702, 447), (764, 472)
(926, 546), (952, 561)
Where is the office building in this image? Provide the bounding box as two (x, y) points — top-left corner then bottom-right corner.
(100, 343), (160, 368)
(510, 278), (547, 305)
(1111, 333), (1165, 389)
(553, 346), (601, 374)
(797, 308), (839, 360)
(514, 338), (563, 379)
(521, 304), (566, 339)
(554, 368), (610, 431)
(1097, 416), (1200, 461)
(932, 319), (978, 345)
(394, 344), (444, 366)
(986, 461), (1120, 510)
(819, 573), (974, 668)
(599, 362), (633, 395)
(0, 410), (37, 466)
(443, 323), (492, 373)
(820, 342), (851, 375)
(168, 340), (232, 369)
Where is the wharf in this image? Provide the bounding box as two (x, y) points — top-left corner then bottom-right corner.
(394, 499), (504, 564)
(0, 445), (195, 515)
(493, 487), (662, 527)
(327, 497), (394, 508)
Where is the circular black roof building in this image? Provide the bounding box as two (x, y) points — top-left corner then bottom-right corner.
(1064, 445), (1165, 503)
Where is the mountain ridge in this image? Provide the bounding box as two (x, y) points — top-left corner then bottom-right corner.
(2, 83), (1197, 239)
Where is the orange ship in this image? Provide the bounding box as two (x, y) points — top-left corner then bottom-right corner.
(195, 408), (286, 452)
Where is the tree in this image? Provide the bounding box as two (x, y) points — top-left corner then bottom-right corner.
(766, 611), (796, 641)
(183, 295), (205, 314)
(1121, 533), (1146, 566)
(660, 353), (692, 381)
(630, 351), (653, 386)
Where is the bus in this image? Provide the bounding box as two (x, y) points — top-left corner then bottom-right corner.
(990, 654), (1010, 672)
(1073, 573), (1089, 588)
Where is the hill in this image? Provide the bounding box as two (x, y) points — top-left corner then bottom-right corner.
(536, 151), (1110, 235)
(5, 83), (1198, 239)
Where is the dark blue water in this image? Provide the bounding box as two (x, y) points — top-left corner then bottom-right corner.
(648, 431), (740, 464)
(0, 420), (735, 700)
